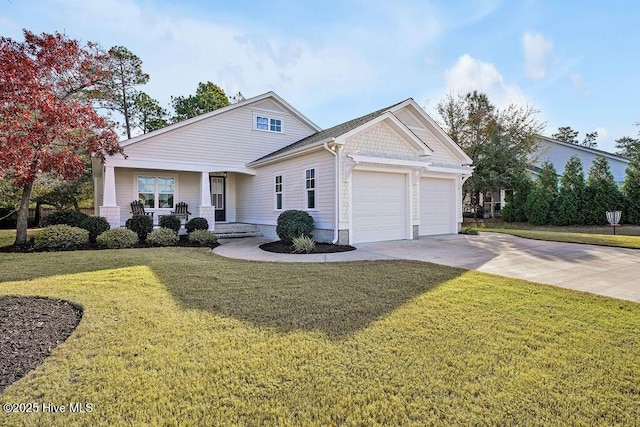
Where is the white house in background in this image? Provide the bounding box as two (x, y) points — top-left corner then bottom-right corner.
(93, 92), (473, 245)
(479, 135), (630, 216)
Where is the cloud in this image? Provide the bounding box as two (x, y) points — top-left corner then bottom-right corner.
(443, 54), (528, 108)
(522, 30), (553, 80)
(595, 127), (608, 140)
(570, 72), (589, 96)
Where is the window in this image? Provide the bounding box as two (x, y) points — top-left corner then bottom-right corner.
(305, 168), (316, 210)
(137, 176), (175, 209)
(275, 175), (283, 210)
(255, 114), (283, 133)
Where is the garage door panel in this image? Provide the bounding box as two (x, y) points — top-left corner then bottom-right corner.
(352, 171), (408, 243)
(420, 178), (454, 235)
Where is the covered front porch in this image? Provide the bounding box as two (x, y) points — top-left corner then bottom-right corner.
(95, 159), (255, 231)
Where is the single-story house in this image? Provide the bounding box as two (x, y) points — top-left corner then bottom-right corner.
(93, 92), (473, 245)
(478, 135), (630, 216)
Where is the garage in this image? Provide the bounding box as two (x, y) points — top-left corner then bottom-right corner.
(352, 170), (408, 243)
(420, 178), (455, 235)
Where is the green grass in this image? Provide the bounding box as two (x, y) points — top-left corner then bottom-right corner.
(0, 229), (40, 248)
(480, 228), (640, 249)
(0, 248), (639, 425)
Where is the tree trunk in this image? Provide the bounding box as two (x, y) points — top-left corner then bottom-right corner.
(15, 182), (34, 246)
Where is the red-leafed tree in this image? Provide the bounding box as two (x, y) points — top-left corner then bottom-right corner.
(0, 30), (122, 245)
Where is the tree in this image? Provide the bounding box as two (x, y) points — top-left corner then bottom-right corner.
(130, 92), (168, 134)
(581, 131), (598, 148)
(615, 136), (640, 158)
(228, 91), (246, 104)
(525, 161), (558, 225)
(171, 81), (229, 122)
(584, 156), (623, 225)
(0, 30), (121, 245)
(554, 156), (586, 225)
(622, 151), (640, 224)
(98, 46), (150, 139)
(500, 171), (533, 223)
(551, 126), (579, 144)
(436, 91), (543, 218)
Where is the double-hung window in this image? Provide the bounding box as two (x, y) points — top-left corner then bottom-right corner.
(275, 175), (283, 210)
(305, 168), (316, 210)
(137, 175), (175, 209)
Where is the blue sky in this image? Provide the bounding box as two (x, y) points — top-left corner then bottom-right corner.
(2, 0), (639, 153)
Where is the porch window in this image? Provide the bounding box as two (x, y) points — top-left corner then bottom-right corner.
(275, 175), (283, 210)
(137, 176), (175, 209)
(305, 168), (316, 210)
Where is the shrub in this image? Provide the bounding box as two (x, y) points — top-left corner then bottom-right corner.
(80, 216), (110, 243)
(291, 235), (316, 253)
(126, 215), (154, 241)
(460, 226), (479, 235)
(186, 217), (209, 233)
(34, 225), (89, 251)
(146, 228), (179, 246)
(42, 210), (90, 228)
(276, 210), (314, 244)
(159, 214), (182, 234)
(96, 228), (138, 249)
(188, 230), (218, 246)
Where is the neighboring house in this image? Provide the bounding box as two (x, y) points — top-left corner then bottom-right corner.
(93, 92), (473, 245)
(478, 135), (630, 216)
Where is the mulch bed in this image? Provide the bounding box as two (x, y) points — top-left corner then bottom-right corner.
(0, 296), (83, 392)
(260, 240), (355, 254)
(0, 236), (219, 253)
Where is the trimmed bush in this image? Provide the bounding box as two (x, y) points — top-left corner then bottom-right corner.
(188, 230), (218, 246)
(146, 228), (179, 246)
(34, 225), (89, 251)
(291, 235), (316, 253)
(96, 228), (138, 249)
(159, 215), (182, 234)
(80, 216), (110, 243)
(276, 210), (314, 244)
(42, 210), (90, 228)
(126, 215), (154, 241)
(186, 217), (209, 233)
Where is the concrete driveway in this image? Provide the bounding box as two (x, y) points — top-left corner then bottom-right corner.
(214, 233), (640, 303)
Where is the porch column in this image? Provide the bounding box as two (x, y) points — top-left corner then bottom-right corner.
(199, 172), (215, 231)
(99, 165), (121, 228)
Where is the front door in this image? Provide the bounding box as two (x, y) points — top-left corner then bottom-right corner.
(210, 176), (226, 222)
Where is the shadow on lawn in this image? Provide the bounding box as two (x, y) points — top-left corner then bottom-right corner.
(156, 255), (464, 338)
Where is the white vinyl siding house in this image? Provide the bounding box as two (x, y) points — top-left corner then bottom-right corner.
(95, 91), (472, 244)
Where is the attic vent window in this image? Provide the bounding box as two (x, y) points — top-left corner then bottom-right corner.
(255, 114), (283, 133)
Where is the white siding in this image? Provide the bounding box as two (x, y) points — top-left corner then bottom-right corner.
(411, 128), (461, 164)
(236, 150), (336, 230)
(344, 122), (419, 157)
(121, 102), (316, 166)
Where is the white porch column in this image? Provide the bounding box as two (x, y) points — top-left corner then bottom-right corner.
(199, 172), (215, 231)
(99, 165), (121, 228)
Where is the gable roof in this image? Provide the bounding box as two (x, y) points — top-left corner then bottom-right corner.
(537, 135), (629, 162)
(249, 100), (408, 165)
(119, 91), (321, 148)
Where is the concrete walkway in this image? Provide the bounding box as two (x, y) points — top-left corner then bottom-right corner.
(213, 234), (640, 303)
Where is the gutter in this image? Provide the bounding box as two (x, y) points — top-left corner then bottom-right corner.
(323, 139), (339, 244)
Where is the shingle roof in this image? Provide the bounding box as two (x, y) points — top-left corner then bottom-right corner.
(250, 99), (408, 164)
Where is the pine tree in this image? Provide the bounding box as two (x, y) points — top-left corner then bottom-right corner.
(525, 162), (558, 225)
(554, 156), (585, 225)
(584, 157), (623, 225)
(622, 153), (640, 224)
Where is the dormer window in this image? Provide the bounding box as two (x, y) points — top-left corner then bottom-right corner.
(254, 113), (283, 133)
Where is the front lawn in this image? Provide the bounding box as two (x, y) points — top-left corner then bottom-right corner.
(0, 248), (638, 425)
(480, 228), (640, 249)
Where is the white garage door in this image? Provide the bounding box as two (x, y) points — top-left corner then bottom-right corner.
(420, 178), (455, 235)
(352, 171), (408, 243)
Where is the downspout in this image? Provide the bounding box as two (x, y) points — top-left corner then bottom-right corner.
(323, 139), (339, 244)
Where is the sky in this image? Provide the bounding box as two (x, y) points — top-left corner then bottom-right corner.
(2, 0), (639, 153)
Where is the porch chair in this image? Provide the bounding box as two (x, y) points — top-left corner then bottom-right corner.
(172, 202), (191, 221)
(130, 200), (154, 218)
